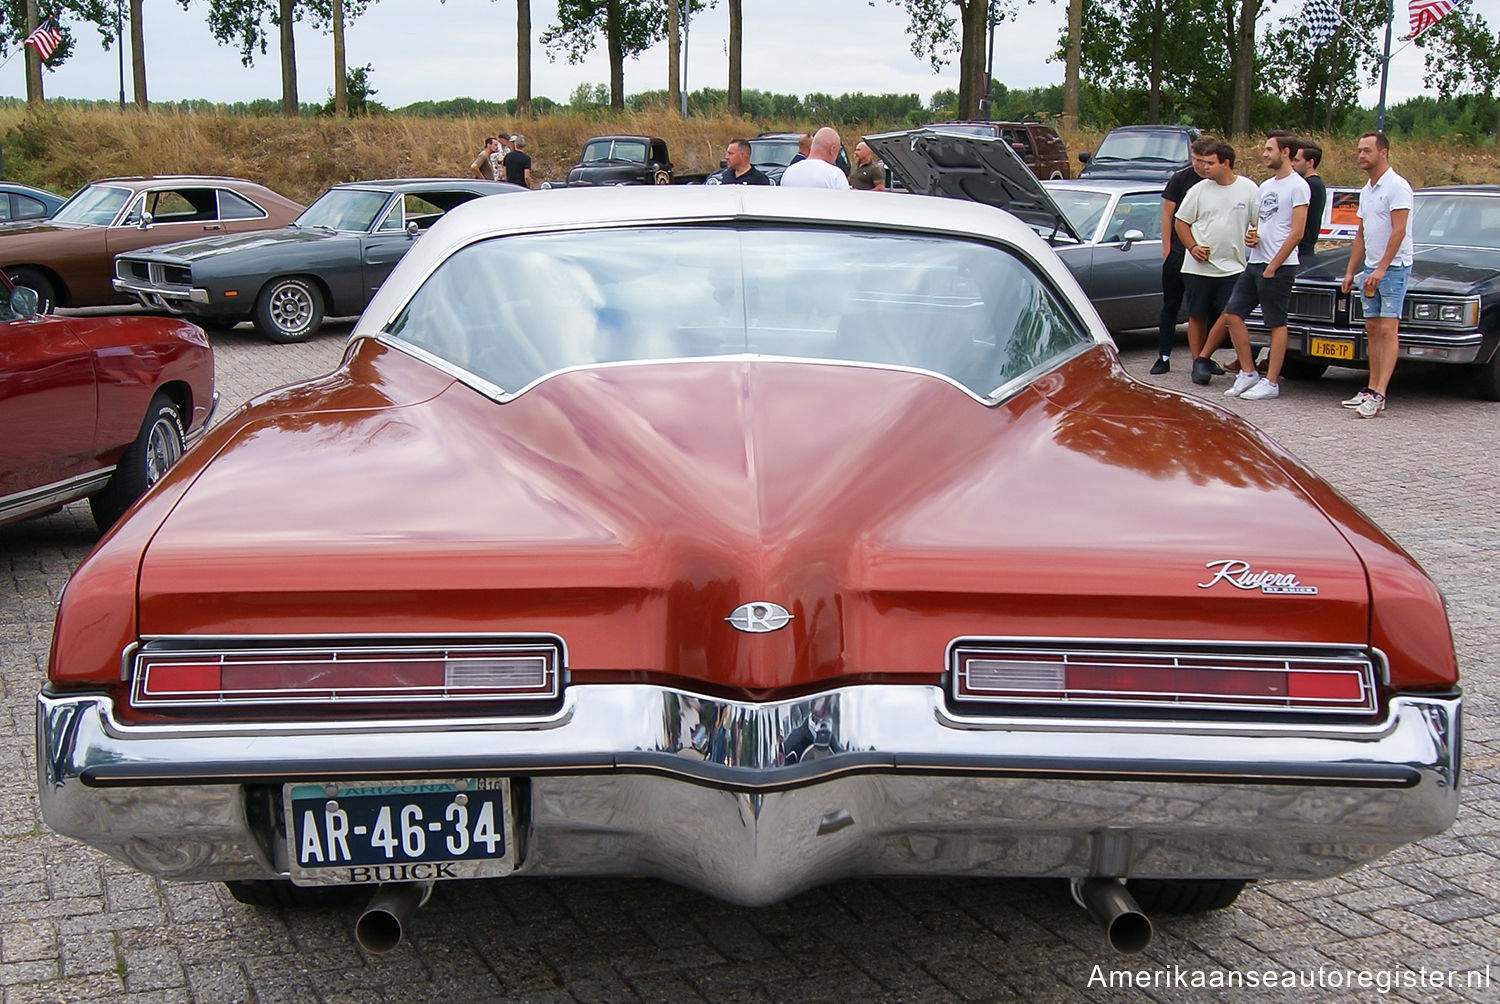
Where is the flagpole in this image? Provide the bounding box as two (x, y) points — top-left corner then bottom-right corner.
(1376, 0), (1394, 132)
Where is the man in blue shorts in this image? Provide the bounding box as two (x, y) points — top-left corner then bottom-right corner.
(1340, 132), (1413, 418)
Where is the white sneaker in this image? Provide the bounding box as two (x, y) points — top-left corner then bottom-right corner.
(1355, 393), (1386, 418)
(1341, 388), (1373, 408)
(1224, 371), (1260, 397)
(1240, 379), (1280, 400)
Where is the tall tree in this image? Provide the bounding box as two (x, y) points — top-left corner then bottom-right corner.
(331, 0), (346, 114)
(1413, 7), (1500, 138)
(130, 0), (147, 108)
(727, 0), (741, 117)
(888, 0), (1008, 120)
(542, 0), (666, 112)
(1258, 0), (1392, 132)
(1063, 0), (1080, 123)
(667, 0), (681, 116)
(0, 0), (104, 103)
(517, 0), (532, 116)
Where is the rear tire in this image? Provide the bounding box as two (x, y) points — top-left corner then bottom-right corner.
(1278, 357), (1329, 381)
(89, 392), (185, 532)
(4, 267), (55, 313)
(224, 880), (361, 908)
(1126, 878), (1247, 914)
(253, 276), (325, 343)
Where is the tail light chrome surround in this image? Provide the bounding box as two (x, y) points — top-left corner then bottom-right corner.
(131, 636), (562, 709)
(949, 639), (1380, 716)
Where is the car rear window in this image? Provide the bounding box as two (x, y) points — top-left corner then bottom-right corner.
(385, 226), (1091, 402)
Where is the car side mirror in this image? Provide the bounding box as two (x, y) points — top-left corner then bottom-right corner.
(1120, 229), (1145, 250)
(1079, 151), (1091, 164)
(406, 221), (420, 237)
(137, 211), (153, 230)
(9, 286), (40, 319)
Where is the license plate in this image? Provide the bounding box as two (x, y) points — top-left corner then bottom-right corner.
(1309, 337), (1354, 360)
(285, 778), (514, 886)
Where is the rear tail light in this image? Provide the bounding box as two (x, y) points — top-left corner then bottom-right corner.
(132, 638), (561, 709)
(951, 641), (1378, 715)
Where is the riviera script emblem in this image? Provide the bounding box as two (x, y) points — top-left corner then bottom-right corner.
(726, 602), (793, 633)
(1198, 559), (1318, 595)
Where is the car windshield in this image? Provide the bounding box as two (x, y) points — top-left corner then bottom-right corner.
(385, 226), (1090, 402)
(1093, 131), (1186, 162)
(51, 185), (130, 225)
(1409, 192), (1500, 248)
(582, 139), (647, 164)
(1043, 188), (1113, 240)
(749, 141), (799, 167)
(296, 188), (392, 231)
(925, 124), (1000, 138)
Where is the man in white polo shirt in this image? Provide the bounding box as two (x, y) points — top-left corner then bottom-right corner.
(1340, 132), (1413, 418)
(782, 127), (850, 190)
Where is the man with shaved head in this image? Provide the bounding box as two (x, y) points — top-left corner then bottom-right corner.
(781, 127), (850, 189)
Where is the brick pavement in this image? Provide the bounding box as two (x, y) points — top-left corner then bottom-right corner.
(2, 324), (1495, 1002)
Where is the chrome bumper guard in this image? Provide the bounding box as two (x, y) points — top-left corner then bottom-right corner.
(111, 276), (208, 315)
(36, 685), (1461, 906)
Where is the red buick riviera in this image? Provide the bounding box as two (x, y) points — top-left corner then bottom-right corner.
(37, 187), (1459, 955)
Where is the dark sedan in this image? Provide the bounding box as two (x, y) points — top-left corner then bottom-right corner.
(1245, 185), (1500, 400)
(867, 130), (1171, 332)
(113, 179), (522, 343)
(0, 182), (67, 222)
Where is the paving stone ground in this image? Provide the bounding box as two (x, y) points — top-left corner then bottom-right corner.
(2, 322), (1496, 1002)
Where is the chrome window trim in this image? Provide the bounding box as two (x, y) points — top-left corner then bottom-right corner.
(214, 188), (270, 222)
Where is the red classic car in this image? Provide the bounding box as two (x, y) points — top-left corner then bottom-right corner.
(36, 188), (1460, 956)
(0, 273), (215, 532)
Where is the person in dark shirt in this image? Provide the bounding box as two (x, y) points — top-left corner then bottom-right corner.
(1151, 137), (1215, 374)
(708, 138), (771, 186)
(502, 135), (532, 188)
(788, 133), (811, 166)
(1292, 139), (1327, 267)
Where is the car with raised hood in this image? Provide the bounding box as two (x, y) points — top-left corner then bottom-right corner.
(1243, 184), (1500, 399)
(112, 179), (521, 343)
(0, 271), (214, 533)
(37, 187), (1459, 957)
(0, 176), (302, 314)
(1077, 125), (1200, 183)
(923, 120), (1072, 180)
(867, 128), (1174, 332)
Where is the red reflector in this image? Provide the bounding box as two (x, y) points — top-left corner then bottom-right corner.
(1288, 670), (1365, 702)
(142, 662), (222, 695)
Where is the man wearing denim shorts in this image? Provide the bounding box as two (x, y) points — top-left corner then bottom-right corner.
(1340, 132), (1413, 418)
(1221, 133), (1309, 401)
(1176, 141), (1260, 386)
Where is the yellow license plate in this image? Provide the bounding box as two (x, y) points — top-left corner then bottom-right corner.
(1309, 337), (1354, 360)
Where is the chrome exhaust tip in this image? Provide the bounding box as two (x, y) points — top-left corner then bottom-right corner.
(1072, 878), (1153, 954)
(355, 881), (433, 954)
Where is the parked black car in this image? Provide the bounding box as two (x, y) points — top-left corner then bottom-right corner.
(112, 179), (521, 342)
(1244, 184), (1500, 400)
(1077, 125), (1199, 183)
(747, 132), (850, 185)
(559, 135), (676, 187)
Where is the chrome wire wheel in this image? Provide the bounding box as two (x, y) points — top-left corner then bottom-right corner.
(143, 412), (186, 487)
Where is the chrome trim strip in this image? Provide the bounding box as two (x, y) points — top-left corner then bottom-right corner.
(0, 468), (114, 525)
(36, 686), (1462, 899)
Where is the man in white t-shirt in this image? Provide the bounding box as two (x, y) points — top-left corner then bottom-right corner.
(1174, 140), (1260, 385)
(1339, 132), (1414, 418)
(1220, 133), (1310, 401)
(781, 127), (850, 190)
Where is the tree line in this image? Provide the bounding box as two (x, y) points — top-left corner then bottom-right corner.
(2, 0), (1498, 135)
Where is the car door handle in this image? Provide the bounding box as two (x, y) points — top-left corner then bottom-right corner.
(202, 224), (223, 232)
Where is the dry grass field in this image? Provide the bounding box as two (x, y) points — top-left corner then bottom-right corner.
(1, 105), (1496, 203)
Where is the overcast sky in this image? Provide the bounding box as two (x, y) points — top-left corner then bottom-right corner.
(2, 0), (1492, 114)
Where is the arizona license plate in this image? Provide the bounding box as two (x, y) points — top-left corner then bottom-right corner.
(285, 778), (514, 886)
(1309, 337), (1355, 360)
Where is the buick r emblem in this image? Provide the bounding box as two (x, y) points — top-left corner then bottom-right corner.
(1198, 559), (1318, 595)
(727, 602), (793, 633)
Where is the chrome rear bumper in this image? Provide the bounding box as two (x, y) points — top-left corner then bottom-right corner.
(36, 685), (1460, 906)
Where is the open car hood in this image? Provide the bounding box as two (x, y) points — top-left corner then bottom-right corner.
(864, 129), (1079, 242)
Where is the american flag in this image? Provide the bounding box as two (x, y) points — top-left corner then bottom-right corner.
(22, 20), (63, 61)
(1303, 0), (1340, 45)
(1409, 0), (1462, 37)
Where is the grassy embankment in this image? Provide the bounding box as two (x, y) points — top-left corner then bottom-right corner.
(2, 105), (1497, 204)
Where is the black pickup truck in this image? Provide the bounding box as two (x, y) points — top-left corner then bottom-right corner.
(548, 135), (676, 188)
